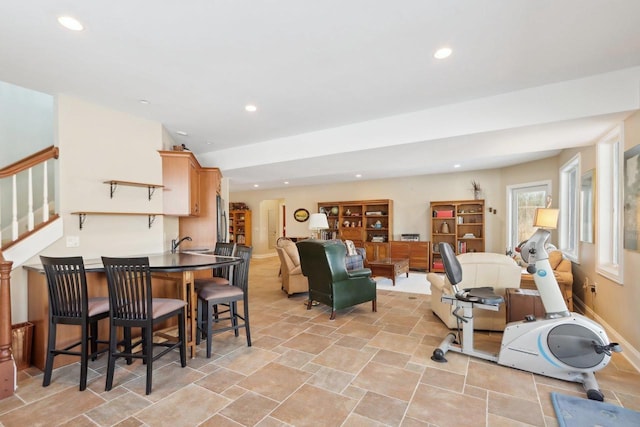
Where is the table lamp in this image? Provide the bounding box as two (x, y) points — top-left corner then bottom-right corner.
(533, 208), (559, 229)
(308, 213), (329, 239)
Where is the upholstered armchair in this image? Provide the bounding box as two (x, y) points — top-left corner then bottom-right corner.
(428, 252), (522, 331)
(276, 239), (309, 296)
(520, 250), (574, 311)
(297, 239), (377, 320)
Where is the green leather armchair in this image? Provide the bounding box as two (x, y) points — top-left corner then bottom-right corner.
(297, 239), (377, 320)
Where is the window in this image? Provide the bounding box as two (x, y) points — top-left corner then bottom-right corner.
(507, 181), (552, 251)
(596, 126), (623, 284)
(559, 154), (580, 262)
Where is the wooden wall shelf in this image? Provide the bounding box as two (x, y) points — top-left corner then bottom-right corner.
(71, 212), (163, 229)
(103, 180), (164, 200)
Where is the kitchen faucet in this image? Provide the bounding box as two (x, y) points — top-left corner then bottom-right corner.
(171, 236), (192, 253)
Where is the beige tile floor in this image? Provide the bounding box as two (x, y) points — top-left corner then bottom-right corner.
(1, 256), (639, 426)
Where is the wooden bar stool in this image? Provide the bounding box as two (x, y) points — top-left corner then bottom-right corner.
(40, 256), (110, 391)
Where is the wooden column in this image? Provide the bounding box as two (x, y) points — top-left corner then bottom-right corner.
(0, 250), (15, 399)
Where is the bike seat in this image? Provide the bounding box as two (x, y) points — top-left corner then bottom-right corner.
(455, 287), (504, 305)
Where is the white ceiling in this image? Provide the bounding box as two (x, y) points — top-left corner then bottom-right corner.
(1, 1), (640, 191)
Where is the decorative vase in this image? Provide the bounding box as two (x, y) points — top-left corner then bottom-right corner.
(474, 190), (481, 200)
(440, 222), (450, 233)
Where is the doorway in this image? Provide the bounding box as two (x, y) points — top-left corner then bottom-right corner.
(261, 198), (285, 250)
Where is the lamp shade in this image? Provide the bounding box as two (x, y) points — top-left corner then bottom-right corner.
(308, 213), (329, 231)
(533, 208), (559, 229)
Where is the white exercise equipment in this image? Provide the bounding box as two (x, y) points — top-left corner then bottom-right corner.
(431, 225), (621, 401)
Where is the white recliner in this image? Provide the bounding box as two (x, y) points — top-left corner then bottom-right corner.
(427, 252), (522, 331)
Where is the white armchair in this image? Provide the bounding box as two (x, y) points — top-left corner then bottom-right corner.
(427, 252), (522, 331)
(276, 240), (309, 296)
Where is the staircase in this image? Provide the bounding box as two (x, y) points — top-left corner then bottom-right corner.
(0, 146), (61, 399)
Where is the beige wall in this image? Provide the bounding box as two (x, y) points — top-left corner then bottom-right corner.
(10, 95), (179, 321)
(558, 111), (640, 358)
(231, 159), (558, 257)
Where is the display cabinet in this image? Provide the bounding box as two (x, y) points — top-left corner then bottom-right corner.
(430, 199), (484, 272)
(229, 210), (252, 246)
(316, 199), (393, 248)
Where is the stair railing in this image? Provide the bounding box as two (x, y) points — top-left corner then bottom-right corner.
(0, 146), (59, 249)
(0, 146), (58, 399)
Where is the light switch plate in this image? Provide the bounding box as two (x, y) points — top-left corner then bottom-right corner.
(66, 236), (80, 247)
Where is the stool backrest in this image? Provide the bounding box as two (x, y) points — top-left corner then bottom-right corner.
(102, 256), (153, 321)
(40, 256), (89, 320)
(213, 242), (236, 278)
(233, 245), (252, 294)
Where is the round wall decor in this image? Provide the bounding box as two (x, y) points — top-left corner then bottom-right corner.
(293, 208), (309, 222)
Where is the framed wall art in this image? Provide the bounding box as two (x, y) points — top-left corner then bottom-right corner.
(293, 208), (309, 222)
(624, 144), (640, 251)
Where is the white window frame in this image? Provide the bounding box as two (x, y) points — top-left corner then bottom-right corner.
(559, 154), (580, 262)
(596, 126), (624, 284)
(506, 180), (552, 251)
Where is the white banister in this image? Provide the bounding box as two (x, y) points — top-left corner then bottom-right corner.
(43, 160), (49, 222)
(28, 168), (34, 231)
(11, 175), (18, 240)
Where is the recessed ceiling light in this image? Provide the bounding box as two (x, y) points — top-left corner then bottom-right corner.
(453, 164), (461, 168)
(57, 16), (84, 31)
(434, 47), (452, 59)
(253, 184), (259, 188)
(355, 174), (362, 178)
(284, 181), (289, 185)
(139, 99), (150, 105)
(245, 104), (257, 112)
(176, 131), (188, 136)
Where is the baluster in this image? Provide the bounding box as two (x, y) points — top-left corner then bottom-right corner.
(43, 160), (49, 222)
(28, 168), (34, 231)
(11, 175), (18, 241)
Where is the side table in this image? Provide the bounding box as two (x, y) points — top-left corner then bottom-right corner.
(506, 288), (545, 323)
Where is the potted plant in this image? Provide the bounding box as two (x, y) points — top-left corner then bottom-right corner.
(471, 180), (482, 199)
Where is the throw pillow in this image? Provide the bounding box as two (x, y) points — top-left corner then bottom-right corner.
(345, 240), (358, 256)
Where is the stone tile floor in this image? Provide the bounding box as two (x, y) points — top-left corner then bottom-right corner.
(1, 256), (638, 426)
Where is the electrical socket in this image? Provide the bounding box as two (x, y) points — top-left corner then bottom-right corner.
(590, 281), (597, 294)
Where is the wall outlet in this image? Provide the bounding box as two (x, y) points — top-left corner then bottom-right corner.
(66, 235), (80, 247)
(590, 281), (597, 294)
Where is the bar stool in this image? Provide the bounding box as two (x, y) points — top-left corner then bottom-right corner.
(40, 255), (109, 391)
(102, 256), (187, 395)
(196, 245), (252, 358)
(194, 242), (236, 289)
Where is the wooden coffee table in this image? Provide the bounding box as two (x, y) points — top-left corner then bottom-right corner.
(367, 258), (410, 286)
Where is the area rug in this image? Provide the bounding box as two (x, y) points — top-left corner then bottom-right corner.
(551, 392), (640, 427)
(373, 272), (431, 295)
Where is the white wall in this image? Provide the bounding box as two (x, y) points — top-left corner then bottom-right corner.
(10, 95), (178, 322)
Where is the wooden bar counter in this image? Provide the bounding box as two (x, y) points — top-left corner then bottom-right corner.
(25, 252), (240, 369)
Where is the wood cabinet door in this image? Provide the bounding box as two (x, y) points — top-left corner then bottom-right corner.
(189, 160), (200, 216)
(365, 242), (389, 260)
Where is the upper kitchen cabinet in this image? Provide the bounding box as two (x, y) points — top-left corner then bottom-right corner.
(159, 150), (201, 216)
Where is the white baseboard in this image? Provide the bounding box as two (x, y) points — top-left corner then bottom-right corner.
(574, 295), (640, 372)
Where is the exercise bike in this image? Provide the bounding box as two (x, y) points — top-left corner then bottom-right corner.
(430, 226), (621, 401)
